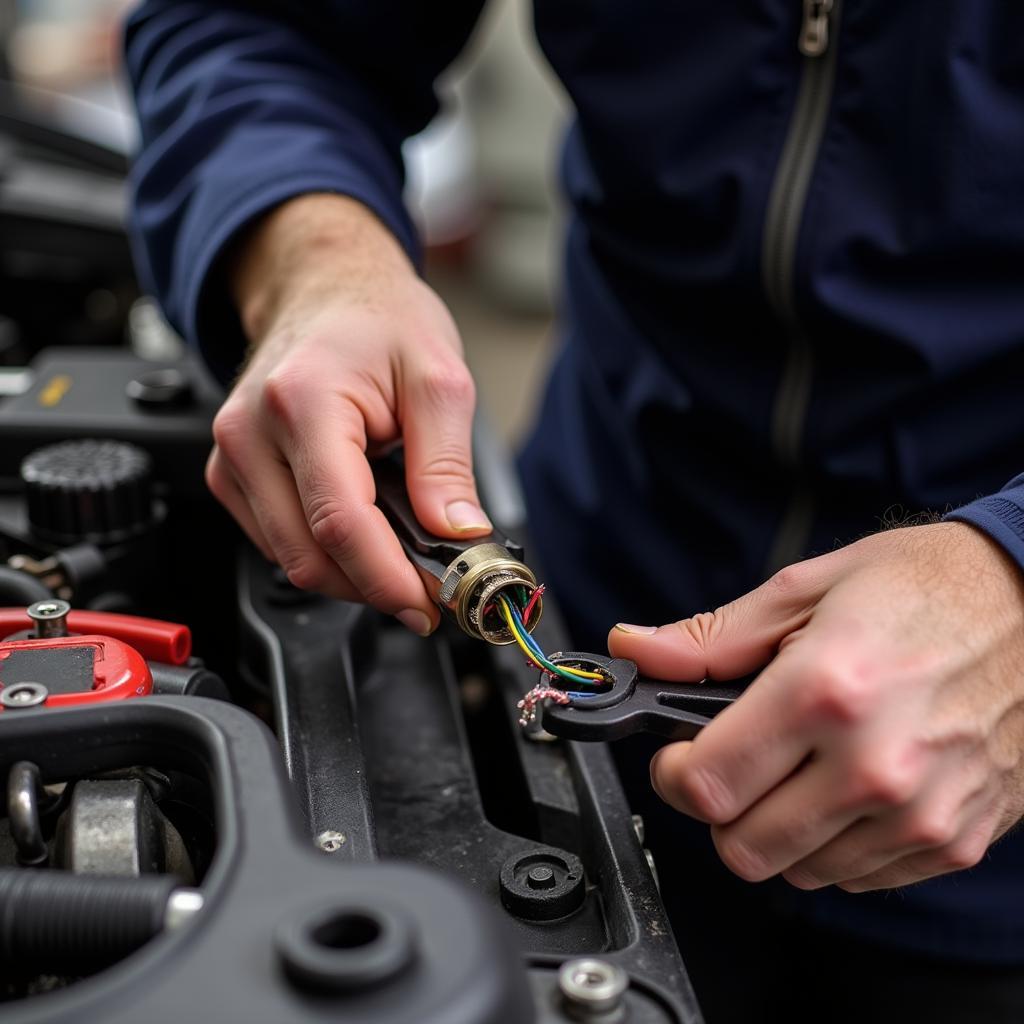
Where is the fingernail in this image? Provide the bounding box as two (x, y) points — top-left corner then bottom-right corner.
(396, 608), (434, 637)
(445, 500), (491, 533)
(614, 623), (658, 636)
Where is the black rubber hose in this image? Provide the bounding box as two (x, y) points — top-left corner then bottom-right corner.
(0, 566), (52, 606)
(6, 762), (48, 867)
(0, 869), (177, 972)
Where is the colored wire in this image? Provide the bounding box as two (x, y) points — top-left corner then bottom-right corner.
(497, 594), (606, 684)
(521, 584), (545, 624)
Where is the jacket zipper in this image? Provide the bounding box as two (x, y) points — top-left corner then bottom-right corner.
(760, 0), (842, 574)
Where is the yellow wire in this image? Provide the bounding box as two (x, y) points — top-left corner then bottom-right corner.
(498, 597), (606, 682)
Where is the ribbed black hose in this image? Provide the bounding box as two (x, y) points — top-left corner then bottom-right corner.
(0, 869), (176, 972)
(0, 566), (52, 606)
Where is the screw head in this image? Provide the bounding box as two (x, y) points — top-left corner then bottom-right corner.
(0, 682), (49, 709)
(558, 958), (628, 1013)
(317, 830), (346, 853)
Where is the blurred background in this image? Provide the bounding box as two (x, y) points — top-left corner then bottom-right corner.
(0, 0), (568, 444)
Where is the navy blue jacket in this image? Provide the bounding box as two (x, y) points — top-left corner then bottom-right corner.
(125, 1), (1024, 962)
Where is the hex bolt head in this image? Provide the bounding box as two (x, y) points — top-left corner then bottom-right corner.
(317, 830), (346, 853)
(558, 958), (628, 1016)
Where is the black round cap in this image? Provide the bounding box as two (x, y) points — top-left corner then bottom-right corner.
(499, 846), (585, 922)
(276, 904), (415, 993)
(21, 439), (155, 545)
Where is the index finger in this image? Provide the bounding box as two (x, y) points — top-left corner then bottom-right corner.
(279, 407), (439, 628)
(651, 645), (814, 825)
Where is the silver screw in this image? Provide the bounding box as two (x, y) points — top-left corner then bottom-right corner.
(27, 599), (71, 639)
(631, 814), (645, 845)
(316, 830), (346, 853)
(558, 958), (628, 1016)
(0, 682), (49, 709)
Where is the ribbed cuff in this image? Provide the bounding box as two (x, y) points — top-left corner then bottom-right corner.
(945, 483), (1024, 579)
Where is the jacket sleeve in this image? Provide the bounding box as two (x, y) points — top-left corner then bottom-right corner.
(945, 474), (1024, 575)
(124, 0), (485, 381)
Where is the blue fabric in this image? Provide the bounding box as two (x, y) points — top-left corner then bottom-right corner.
(125, 1), (1024, 961)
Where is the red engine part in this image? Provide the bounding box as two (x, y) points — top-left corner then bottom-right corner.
(0, 609), (190, 664)
(0, 608), (191, 711)
(0, 635), (152, 709)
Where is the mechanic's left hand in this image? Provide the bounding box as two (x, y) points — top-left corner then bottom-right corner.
(608, 522), (1024, 892)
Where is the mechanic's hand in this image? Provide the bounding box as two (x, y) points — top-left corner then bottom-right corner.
(608, 522), (1024, 892)
(206, 194), (491, 635)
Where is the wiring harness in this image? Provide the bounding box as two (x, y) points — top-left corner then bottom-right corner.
(495, 590), (608, 726)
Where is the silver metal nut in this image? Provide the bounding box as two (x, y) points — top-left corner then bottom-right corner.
(558, 958), (628, 1014)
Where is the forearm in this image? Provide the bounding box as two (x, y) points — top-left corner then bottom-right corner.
(231, 194), (415, 345)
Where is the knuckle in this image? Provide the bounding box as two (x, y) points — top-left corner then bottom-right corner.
(419, 364), (475, 408)
(261, 368), (308, 429)
(204, 453), (227, 498)
(941, 835), (987, 872)
(676, 610), (722, 652)
(359, 578), (402, 611)
(767, 562), (806, 596)
(416, 447), (475, 485)
(677, 763), (735, 824)
(715, 834), (769, 881)
(902, 811), (957, 849)
(279, 551), (329, 592)
(308, 500), (364, 562)
(211, 405), (248, 458)
(848, 756), (919, 808)
(804, 664), (877, 725)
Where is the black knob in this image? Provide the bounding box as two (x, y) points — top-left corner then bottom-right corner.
(21, 439), (155, 545)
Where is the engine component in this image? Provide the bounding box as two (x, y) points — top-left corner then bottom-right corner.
(0, 603), (198, 711)
(0, 868), (200, 973)
(21, 439), (154, 546)
(58, 779), (166, 876)
(6, 761), (49, 867)
(499, 846), (586, 922)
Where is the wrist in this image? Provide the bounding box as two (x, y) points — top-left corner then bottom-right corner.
(230, 193), (414, 343)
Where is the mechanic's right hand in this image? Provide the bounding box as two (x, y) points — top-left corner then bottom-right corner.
(205, 194), (491, 636)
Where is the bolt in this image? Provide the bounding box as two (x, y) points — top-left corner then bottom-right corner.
(644, 849), (660, 892)
(558, 958), (628, 1017)
(27, 599), (71, 639)
(631, 814), (645, 845)
(317, 830), (346, 853)
(164, 889), (205, 931)
(526, 865), (556, 890)
(0, 682), (48, 709)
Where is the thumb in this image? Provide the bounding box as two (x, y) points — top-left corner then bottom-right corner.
(402, 358), (491, 539)
(607, 559), (839, 682)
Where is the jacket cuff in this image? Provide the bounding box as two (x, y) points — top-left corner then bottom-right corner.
(183, 170), (416, 384)
(944, 475), (1024, 577)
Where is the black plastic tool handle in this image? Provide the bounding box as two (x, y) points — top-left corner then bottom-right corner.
(372, 452), (523, 579)
(539, 653), (746, 742)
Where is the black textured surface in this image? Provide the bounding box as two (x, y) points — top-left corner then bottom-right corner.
(0, 647), (94, 696)
(499, 846), (586, 922)
(21, 439), (153, 545)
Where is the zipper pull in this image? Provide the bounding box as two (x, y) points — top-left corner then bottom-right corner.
(799, 0), (833, 57)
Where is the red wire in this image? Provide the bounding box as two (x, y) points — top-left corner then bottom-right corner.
(521, 584), (545, 624)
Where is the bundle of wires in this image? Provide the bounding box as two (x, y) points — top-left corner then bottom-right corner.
(496, 592), (606, 689)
